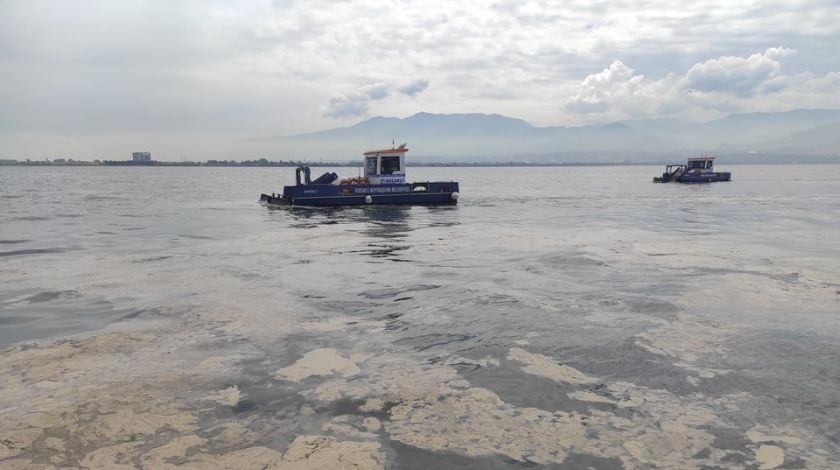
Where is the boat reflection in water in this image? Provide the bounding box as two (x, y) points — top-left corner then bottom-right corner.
(268, 203), (459, 262)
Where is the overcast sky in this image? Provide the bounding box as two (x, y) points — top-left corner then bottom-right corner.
(2, 0), (839, 160)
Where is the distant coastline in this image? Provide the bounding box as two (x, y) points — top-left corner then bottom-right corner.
(3, 154), (840, 167)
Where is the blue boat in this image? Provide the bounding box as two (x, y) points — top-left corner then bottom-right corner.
(653, 155), (731, 183)
(260, 144), (459, 206)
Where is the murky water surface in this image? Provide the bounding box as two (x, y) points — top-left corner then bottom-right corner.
(1, 165), (839, 469)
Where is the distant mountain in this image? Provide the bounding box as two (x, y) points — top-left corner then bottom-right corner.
(289, 112), (534, 141)
(708, 109), (840, 132)
(271, 109), (840, 162)
(622, 109), (840, 150)
(765, 121), (840, 155)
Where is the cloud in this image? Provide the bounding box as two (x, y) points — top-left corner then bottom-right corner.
(322, 82), (390, 119)
(321, 80), (428, 119)
(2, 0), (840, 158)
(399, 79), (429, 97)
(360, 82), (390, 100)
(562, 48), (840, 122)
(565, 61), (647, 113)
(684, 47), (795, 96)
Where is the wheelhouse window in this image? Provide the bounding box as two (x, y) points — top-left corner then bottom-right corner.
(381, 156), (401, 174)
(366, 157), (377, 174)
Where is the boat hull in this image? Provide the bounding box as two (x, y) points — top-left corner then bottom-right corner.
(654, 172), (731, 183)
(261, 182), (459, 207)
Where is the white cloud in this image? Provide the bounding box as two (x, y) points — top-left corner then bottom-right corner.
(684, 47), (794, 96)
(321, 80), (429, 119)
(1, 0), (840, 157)
(563, 48), (840, 122)
(565, 61), (648, 113)
(322, 82), (390, 119)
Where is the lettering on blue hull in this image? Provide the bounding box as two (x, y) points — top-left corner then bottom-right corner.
(353, 186), (411, 194)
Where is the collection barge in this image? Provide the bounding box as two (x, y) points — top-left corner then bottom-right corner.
(653, 156), (731, 183)
(260, 144), (459, 207)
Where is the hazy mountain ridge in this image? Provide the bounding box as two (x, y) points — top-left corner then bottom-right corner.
(275, 110), (840, 162)
(765, 121), (840, 154)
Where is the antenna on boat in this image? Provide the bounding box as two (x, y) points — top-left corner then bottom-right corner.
(392, 138), (395, 149)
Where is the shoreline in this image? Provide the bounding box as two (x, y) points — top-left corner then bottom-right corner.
(4, 159), (840, 168)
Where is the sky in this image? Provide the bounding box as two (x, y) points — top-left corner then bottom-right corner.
(1, 0), (839, 160)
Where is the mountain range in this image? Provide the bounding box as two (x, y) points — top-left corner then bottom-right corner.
(271, 109), (840, 163)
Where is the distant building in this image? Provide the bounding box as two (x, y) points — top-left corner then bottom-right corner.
(132, 152), (152, 162)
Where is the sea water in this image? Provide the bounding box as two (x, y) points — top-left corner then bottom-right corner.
(1, 165), (839, 468)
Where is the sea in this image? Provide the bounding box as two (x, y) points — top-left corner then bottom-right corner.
(1, 164), (839, 469)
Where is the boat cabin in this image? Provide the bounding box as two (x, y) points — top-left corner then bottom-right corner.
(364, 143), (408, 185)
(686, 156), (715, 173)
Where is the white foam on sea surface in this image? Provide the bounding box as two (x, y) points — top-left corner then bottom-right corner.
(2, 165), (839, 468)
